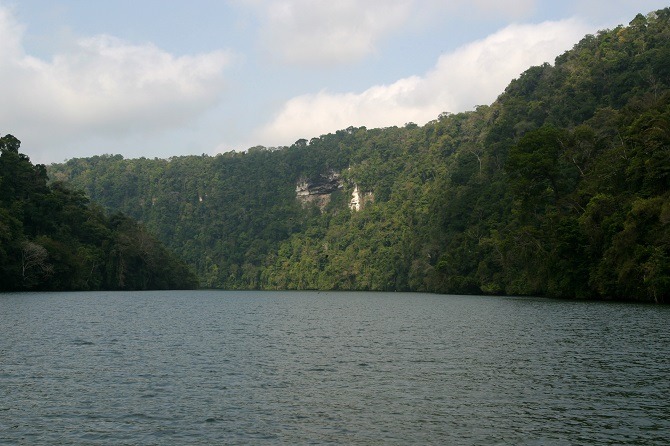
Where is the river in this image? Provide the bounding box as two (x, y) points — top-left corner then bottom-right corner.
(1, 291), (668, 445)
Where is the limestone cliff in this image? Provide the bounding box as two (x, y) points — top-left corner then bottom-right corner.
(295, 170), (374, 212)
(295, 171), (343, 209)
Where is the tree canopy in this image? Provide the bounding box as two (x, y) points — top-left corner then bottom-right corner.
(0, 135), (197, 291)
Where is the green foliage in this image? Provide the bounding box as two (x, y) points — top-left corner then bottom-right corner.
(48, 8), (670, 302)
(0, 135), (197, 291)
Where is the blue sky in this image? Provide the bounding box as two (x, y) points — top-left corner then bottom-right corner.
(1, 0), (667, 163)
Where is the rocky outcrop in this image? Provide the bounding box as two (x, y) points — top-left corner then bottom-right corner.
(349, 185), (373, 211)
(349, 185), (361, 211)
(296, 171), (373, 211)
(296, 171), (343, 209)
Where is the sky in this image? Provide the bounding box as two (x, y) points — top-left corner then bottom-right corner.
(0, 0), (667, 164)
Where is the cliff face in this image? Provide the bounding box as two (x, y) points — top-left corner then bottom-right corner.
(296, 171), (374, 211)
(295, 171), (343, 209)
(348, 185), (373, 211)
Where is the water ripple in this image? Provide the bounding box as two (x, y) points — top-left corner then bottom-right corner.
(1, 291), (669, 445)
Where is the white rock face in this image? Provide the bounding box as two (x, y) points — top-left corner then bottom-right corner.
(295, 181), (311, 197)
(295, 171), (371, 212)
(295, 171), (343, 210)
(349, 185), (361, 211)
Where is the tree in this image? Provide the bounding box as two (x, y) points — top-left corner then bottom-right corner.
(21, 241), (53, 288)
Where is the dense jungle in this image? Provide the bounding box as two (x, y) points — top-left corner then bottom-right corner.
(18, 9), (670, 301)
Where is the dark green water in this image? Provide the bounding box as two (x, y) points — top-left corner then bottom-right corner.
(1, 291), (668, 445)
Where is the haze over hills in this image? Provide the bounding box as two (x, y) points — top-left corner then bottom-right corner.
(44, 8), (670, 302)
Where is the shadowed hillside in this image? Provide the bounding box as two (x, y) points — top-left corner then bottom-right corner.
(0, 135), (197, 291)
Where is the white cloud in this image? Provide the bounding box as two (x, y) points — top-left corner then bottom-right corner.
(468, 0), (537, 18)
(254, 18), (592, 146)
(240, 0), (413, 65)
(239, 0), (541, 66)
(0, 6), (230, 159)
(0, 7), (22, 58)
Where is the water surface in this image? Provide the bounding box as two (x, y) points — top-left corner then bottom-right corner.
(1, 291), (669, 444)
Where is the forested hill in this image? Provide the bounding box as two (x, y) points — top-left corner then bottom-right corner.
(49, 9), (670, 302)
(0, 135), (197, 291)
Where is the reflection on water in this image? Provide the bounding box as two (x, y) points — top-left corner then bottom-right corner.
(1, 291), (669, 445)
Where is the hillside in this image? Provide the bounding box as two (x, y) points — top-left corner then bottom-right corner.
(0, 135), (197, 291)
(49, 9), (670, 302)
